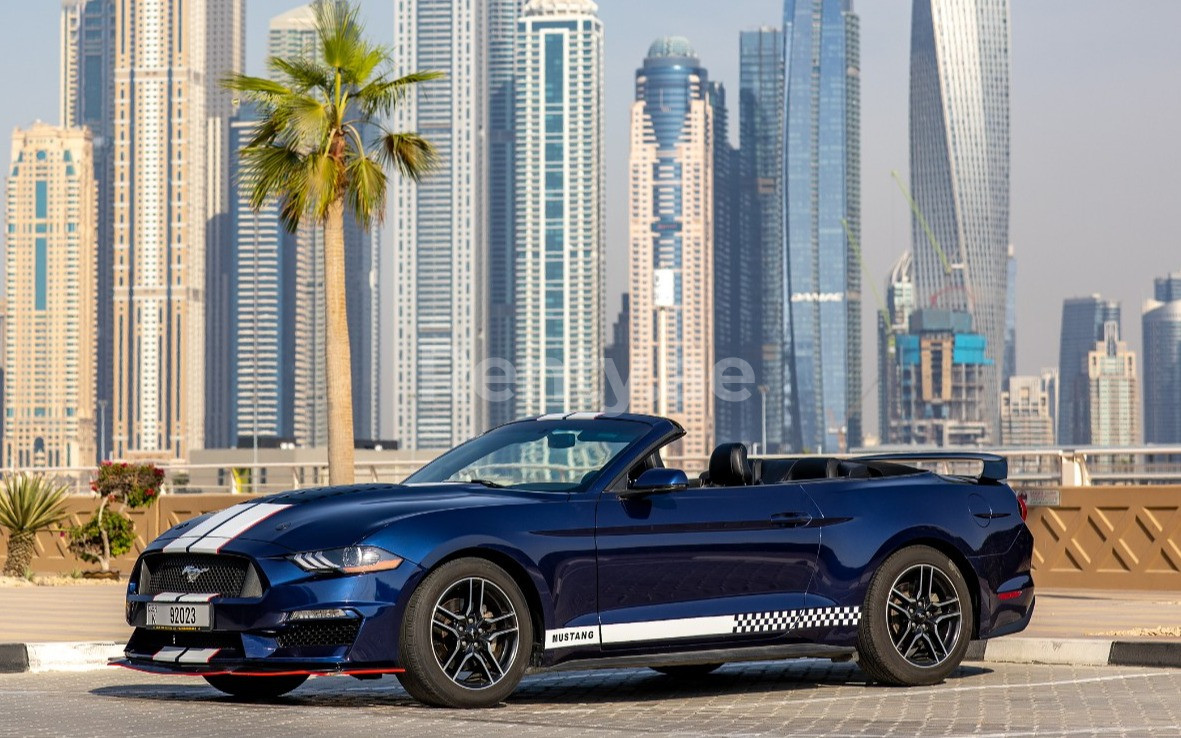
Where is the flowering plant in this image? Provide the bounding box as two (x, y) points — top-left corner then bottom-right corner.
(91, 461), (165, 509)
(68, 461), (165, 574)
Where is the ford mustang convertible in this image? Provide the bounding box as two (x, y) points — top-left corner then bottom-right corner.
(117, 413), (1034, 707)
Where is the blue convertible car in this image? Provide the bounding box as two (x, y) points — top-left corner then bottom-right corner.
(118, 413), (1034, 707)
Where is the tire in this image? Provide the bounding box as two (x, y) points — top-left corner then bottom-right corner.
(396, 558), (534, 708)
(856, 545), (974, 686)
(203, 673), (307, 699)
(650, 663), (723, 678)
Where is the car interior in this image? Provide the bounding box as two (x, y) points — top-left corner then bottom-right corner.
(627, 442), (921, 489)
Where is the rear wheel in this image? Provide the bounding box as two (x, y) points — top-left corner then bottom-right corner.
(650, 663), (723, 678)
(396, 558), (533, 708)
(203, 673), (307, 699)
(857, 545), (973, 686)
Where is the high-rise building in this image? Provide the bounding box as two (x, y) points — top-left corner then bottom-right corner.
(202, 0), (246, 451)
(909, 0), (1010, 444)
(889, 309), (992, 447)
(728, 26), (783, 449)
(60, 0), (114, 460)
(111, 1), (210, 460)
(627, 37), (713, 457)
(266, 4), (378, 448)
(514, 0), (605, 420)
(1143, 271), (1181, 443)
(1057, 295), (1121, 445)
(1087, 321), (1138, 447)
(604, 294), (630, 412)
(783, 0), (861, 453)
(3, 124), (97, 468)
(880, 251), (915, 443)
(1000, 375), (1054, 447)
(1004, 244), (1017, 381)
(487, 0), (523, 428)
(229, 107), (295, 445)
(390, 0), (520, 449)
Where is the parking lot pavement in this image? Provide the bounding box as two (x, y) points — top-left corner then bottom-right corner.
(3, 659), (1180, 737)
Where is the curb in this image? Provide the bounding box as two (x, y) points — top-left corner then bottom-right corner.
(0, 642), (123, 674)
(970, 637), (1181, 669)
(2, 637), (1179, 674)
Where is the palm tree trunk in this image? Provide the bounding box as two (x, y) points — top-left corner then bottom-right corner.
(4, 532), (35, 578)
(323, 198), (356, 484)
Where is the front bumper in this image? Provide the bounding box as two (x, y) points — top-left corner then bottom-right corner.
(122, 553), (423, 674)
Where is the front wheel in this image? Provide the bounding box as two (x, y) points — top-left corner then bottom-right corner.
(396, 558), (534, 708)
(856, 545), (973, 686)
(203, 673), (307, 699)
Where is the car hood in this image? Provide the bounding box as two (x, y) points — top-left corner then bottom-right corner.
(153, 483), (552, 554)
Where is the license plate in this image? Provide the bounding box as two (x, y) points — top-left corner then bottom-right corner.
(146, 603), (212, 630)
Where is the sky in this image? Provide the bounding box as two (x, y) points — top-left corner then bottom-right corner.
(1, 1), (1179, 436)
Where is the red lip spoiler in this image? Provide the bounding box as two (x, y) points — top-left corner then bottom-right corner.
(110, 659), (403, 678)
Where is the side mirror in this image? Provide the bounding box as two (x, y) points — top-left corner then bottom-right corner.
(622, 468), (689, 498)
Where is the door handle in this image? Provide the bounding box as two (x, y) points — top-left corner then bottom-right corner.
(771, 511), (812, 528)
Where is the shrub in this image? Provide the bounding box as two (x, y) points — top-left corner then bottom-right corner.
(67, 510), (136, 566)
(0, 474), (70, 578)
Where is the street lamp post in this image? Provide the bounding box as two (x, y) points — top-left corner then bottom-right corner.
(757, 385), (768, 455)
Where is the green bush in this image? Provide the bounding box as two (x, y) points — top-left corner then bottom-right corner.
(67, 510), (135, 566)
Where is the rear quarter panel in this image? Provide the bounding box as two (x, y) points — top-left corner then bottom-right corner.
(802, 472), (1032, 639)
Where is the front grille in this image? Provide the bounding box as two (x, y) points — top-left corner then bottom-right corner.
(277, 620), (362, 649)
(140, 554), (262, 598)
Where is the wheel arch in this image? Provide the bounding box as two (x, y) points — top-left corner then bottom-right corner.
(427, 546), (551, 658)
(879, 536), (982, 639)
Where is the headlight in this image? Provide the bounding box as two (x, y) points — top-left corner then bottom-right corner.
(290, 546), (403, 574)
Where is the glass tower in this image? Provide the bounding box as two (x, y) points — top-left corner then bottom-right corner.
(627, 37), (715, 458)
(514, 0), (604, 419)
(1143, 273), (1181, 443)
(782, 0), (861, 452)
(735, 27), (784, 450)
(1057, 295), (1120, 445)
(909, 0), (1011, 445)
(391, 0), (520, 449)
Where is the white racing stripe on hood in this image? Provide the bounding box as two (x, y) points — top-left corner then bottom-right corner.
(185, 503), (292, 554)
(162, 504), (259, 553)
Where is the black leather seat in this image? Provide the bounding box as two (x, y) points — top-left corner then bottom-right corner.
(708, 443), (755, 486)
(758, 458), (799, 485)
(784, 457), (840, 481)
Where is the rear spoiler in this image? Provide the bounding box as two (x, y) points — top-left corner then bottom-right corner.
(853, 452), (1008, 484)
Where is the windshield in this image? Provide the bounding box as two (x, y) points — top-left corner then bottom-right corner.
(405, 419), (650, 492)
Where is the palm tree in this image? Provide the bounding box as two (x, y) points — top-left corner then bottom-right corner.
(225, 1), (438, 484)
(0, 474), (69, 578)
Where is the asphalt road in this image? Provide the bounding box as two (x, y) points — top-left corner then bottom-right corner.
(2, 660), (1180, 737)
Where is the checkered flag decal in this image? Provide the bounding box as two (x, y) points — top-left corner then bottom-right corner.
(732, 606), (861, 634)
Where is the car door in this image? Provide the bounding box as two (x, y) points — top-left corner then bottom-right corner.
(594, 479), (822, 652)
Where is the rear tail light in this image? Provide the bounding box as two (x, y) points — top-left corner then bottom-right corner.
(1016, 492), (1028, 521)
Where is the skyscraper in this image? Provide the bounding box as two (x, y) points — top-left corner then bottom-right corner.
(880, 250), (915, 443)
(730, 26), (784, 449)
(1000, 375), (1054, 447)
(390, 0), (520, 449)
(782, 0), (861, 453)
(229, 107), (295, 444)
(1004, 244), (1017, 381)
(267, 4), (378, 447)
(627, 37), (713, 457)
(1057, 295), (1121, 445)
(111, 1), (213, 460)
(1143, 272), (1181, 443)
(514, 0), (605, 420)
(909, 0), (1010, 444)
(60, 0), (114, 460)
(1087, 321), (1138, 448)
(3, 124), (97, 469)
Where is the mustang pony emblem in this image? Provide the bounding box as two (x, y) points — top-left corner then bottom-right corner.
(181, 565), (210, 584)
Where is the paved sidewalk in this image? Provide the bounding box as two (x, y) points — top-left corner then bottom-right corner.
(1, 584), (1179, 644)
